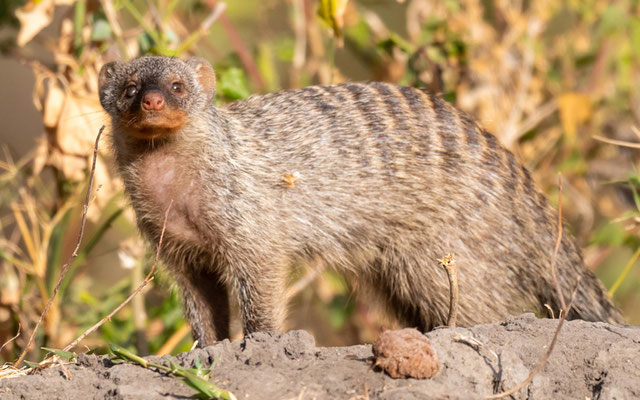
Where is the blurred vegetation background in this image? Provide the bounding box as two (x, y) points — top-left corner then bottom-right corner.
(1, 0), (639, 364)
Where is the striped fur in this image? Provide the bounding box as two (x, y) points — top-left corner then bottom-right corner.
(99, 56), (622, 346)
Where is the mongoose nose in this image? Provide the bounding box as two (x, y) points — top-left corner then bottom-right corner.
(142, 92), (165, 111)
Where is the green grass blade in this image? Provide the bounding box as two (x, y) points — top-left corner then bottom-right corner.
(609, 247), (640, 296)
(41, 347), (77, 361)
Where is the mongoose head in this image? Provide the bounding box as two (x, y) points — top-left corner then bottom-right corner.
(98, 56), (216, 139)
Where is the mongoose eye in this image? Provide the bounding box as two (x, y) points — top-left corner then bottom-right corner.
(171, 82), (182, 92)
(125, 85), (138, 98)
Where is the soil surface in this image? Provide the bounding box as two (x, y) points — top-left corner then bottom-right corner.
(2, 314), (639, 399)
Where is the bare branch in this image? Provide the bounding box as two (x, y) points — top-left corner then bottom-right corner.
(286, 258), (326, 300)
(0, 324), (21, 354)
(484, 277), (582, 399)
(204, 0), (265, 90)
(64, 201), (173, 352)
(485, 175), (578, 399)
(592, 135), (640, 149)
(15, 126), (105, 367)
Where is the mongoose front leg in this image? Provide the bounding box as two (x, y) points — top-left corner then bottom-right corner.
(233, 266), (287, 335)
(180, 267), (230, 347)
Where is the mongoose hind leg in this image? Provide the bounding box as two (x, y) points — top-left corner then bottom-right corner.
(367, 253), (449, 332)
(180, 267), (230, 347)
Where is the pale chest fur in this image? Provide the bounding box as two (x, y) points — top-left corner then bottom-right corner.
(126, 147), (208, 245)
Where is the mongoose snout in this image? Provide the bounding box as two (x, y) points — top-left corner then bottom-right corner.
(142, 92), (166, 111)
(99, 55), (623, 347)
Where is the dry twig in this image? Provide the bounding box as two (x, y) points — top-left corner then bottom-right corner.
(0, 324), (21, 354)
(155, 323), (190, 356)
(203, 0), (265, 89)
(543, 304), (555, 319)
(64, 200), (173, 352)
(484, 278), (582, 399)
(453, 333), (483, 351)
(290, 0), (307, 87)
(15, 126), (105, 367)
(286, 257), (326, 300)
(485, 173), (579, 399)
(592, 134), (640, 149)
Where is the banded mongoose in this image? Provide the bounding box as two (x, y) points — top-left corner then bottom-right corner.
(98, 56), (622, 346)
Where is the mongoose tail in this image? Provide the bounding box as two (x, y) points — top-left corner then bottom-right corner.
(544, 233), (623, 324)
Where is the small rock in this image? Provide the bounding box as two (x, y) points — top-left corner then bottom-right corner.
(372, 328), (440, 379)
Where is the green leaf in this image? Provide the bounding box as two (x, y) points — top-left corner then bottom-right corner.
(60, 207), (124, 295)
(164, 28), (179, 45)
(41, 347), (77, 361)
(629, 179), (640, 212)
(138, 32), (155, 54)
(166, 358), (180, 373)
(257, 43), (279, 92)
(317, 0), (347, 42)
(219, 68), (251, 100)
(91, 18), (111, 41)
(0, 248), (26, 269)
(631, 17), (640, 61)
(73, 0), (86, 57)
(378, 33), (415, 56)
(345, 20), (370, 49)
(180, 370), (226, 399)
(600, 5), (627, 36)
(274, 37), (295, 62)
(46, 209), (70, 292)
(23, 361), (40, 369)
(592, 222), (627, 247)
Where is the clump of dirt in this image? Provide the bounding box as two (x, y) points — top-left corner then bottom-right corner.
(372, 328), (439, 379)
(1, 314), (639, 399)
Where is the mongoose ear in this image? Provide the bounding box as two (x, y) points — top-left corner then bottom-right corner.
(98, 61), (123, 93)
(187, 57), (216, 103)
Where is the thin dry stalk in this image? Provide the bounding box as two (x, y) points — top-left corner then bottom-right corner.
(543, 304), (555, 319)
(14, 126), (105, 367)
(176, 1), (227, 55)
(63, 200), (173, 352)
(290, 0), (307, 87)
(484, 278), (582, 399)
(592, 135), (640, 149)
(438, 253), (458, 327)
(0, 324), (21, 354)
(99, 0), (130, 59)
(155, 323), (190, 356)
(0, 364), (27, 380)
(485, 175), (577, 399)
(502, 20), (539, 147)
(286, 258), (326, 300)
(204, 0), (265, 89)
(516, 100), (558, 139)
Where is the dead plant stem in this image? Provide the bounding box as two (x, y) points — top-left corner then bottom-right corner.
(204, 0), (265, 89)
(484, 277), (582, 399)
(15, 126), (105, 367)
(0, 324), (21, 354)
(64, 200), (173, 352)
(485, 173), (576, 399)
(438, 254), (458, 327)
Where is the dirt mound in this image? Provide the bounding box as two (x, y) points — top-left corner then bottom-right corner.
(2, 314), (639, 399)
